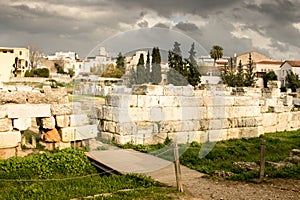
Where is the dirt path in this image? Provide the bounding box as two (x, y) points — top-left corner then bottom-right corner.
(146, 164), (300, 200)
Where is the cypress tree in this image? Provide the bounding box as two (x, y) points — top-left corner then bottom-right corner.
(151, 47), (162, 84)
(136, 53), (146, 84)
(145, 51), (151, 83)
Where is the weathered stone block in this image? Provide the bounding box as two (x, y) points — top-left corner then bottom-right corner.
(207, 106), (227, 119)
(137, 95), (160, 108)
(193, 131), (208, 143)
(103, 121), (116, 133)
(284, 95), (293, 106)
(69, 114), (89, 127)
(234, 96), (259, 106)
(240, 127), (260, 138)
(0, 105), (7, 118)
(178, 96), (203, 107)
(41, 117), (56, 129)
(115, 122), (137, 135)
(54, 142), (71, 150)
(7, 104), (51, 118)
(0, 131), (21, 148)
(0, 148), (16, 159)
(13, 118), (31, 131)
(149, 106), (165, 121)
(41, 128), (61, 142)
(0, 118), (13, 132)
(59, 124), (98, 142)
(56, 115), (70, 128)
(51, 103), (73, 115)
(208, 129), (227, 142)
(159, 96), (180, 107)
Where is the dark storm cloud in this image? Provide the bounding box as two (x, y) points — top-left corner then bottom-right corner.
(1, 0), (300, 59)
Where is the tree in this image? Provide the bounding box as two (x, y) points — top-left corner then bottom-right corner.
(145, 51), (151, 83)
(29, 45), (43, 69)
(184, 58), (201, 87)
(210, 45), (223, 66)
(167, 42), (187, 85)
(286, 71), (300, 92)
(220, 58), (236, 87)
(188, 43), (197, 67)
(263, 71), (278, 88)
(236, 60), (244, 87)
(244, 53), (256, 87)
(151, 47), (162, 84)
(116, 52), (125, 74)
(101, 63), (123, 78)
(136, 53), (146, 84)
(128, 67), (137, 87)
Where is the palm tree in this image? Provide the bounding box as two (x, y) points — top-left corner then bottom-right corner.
(210, 45), (223, 66)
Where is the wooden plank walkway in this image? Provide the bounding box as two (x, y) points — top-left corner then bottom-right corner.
(86, 149), (204, 187)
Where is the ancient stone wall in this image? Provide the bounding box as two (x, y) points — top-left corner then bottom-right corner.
(98, 82), (300, 145)
(0, 86), (97, 159)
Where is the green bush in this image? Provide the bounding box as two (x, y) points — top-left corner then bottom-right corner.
(24, 68), (50, 78)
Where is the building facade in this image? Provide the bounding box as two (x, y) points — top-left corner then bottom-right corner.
(0, 47), (30, 82)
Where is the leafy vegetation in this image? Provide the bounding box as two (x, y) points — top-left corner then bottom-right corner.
(286, 71), (300, 92)
(25, 68), (50, 78)
(263, 71), (278, 88)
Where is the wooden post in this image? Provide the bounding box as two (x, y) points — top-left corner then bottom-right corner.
(259, 139), (266, 181)
(173, 142), (183, 192)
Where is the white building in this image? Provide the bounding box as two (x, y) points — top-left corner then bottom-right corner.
(0, 47), (30, 82)
(279, 60), (300, 87)
(82, 47), (114, 73)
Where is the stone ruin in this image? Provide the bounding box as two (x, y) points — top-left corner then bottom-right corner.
(0, 85), (97, 159)
(97, 81), (300, 145)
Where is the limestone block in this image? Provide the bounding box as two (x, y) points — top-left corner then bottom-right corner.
(54, 142), (71, 150)
(159, 96), (180, 107)
(51, 103), (73, 116)
(260, 105), (268, 113)
(131, 85), (148, 95)
(102, 106), (113, 121)
(208, 119), (224, 130)
(208, 129), (227, 142)
(144, 85), (164, 96)
(284, 95), (293, 106)
(273, 106), (285, 113)
(240, 127), (260, 138)
(291, 112), (300, 121)
(203, 96), (231, 107)
(0, 91), (27, 105)
(234, 96), (259, 106)
(207, 106), (227, 119)
(231, 106), (260, 118)
(59, 124), (98, 142)
(16, 86), (32, 92)
(112, 107), (149, 122)
(178, 96), (203, 107)
(13, 118), (31, 131)
(109, 94), (132, 108)
(170, 131), (198, 144)
(72, 102), (82, 114)
(115, 122), (137, 135)
(103, 121), (116, 133)
(182, 107), (202, 120)
(266, 98), (278, 107)
(26, 92), (46, 104)
(181, 120), (199, 132)
(0, 131), (21, 148)
(0, 148), (16, 159)
(262, 113), (277, 127)
(263, 125), (277, 133)
(193, 131), (209, 143)
(137, 95), (160, 108)
(163, 107), (182, 121)
(234, 118), (258, 128)
(69, 114), (89, 127)
(0, 118), (13, 132)
(56, 115), (70, 128)
(0, 105), (7, 118)
(182, 85), (195, 96)
(293, 98), (300, 106)
(164, 85), (183, 96)
(227, 128), (240, 140)
(199, 119), (209, 131)
(41, 117), (56, 129)
(276, 113), (291, 132)
(149, 106), (165, 122)
(7, 104), (51, 118)
(41, 128), (61, 142)
(271, 88), (281, 98)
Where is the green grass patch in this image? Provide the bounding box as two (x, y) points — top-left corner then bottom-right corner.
(180, 130), (300, 180)
(0, 148), (182, 199)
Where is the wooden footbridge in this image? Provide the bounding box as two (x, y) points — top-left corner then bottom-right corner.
(86, 149), (203, 187)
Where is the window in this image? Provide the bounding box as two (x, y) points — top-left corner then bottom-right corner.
(19, 51), (22, 55)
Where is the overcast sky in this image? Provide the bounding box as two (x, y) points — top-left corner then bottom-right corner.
(1, 0), (300, 60)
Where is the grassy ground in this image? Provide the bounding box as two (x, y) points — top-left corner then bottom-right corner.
(0, 148), (184, 200)
(180, 130), (300, 181)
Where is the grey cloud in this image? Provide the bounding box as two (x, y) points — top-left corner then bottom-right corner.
(175, 22), (200, 32)
(137, 20), (149, 28)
